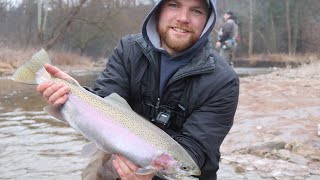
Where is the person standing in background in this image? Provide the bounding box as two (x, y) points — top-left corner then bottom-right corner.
(216, 11), (239, 66)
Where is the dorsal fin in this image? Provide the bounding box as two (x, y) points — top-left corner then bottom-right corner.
(104, 93), (132, 110)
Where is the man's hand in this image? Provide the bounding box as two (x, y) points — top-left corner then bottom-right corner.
(112, 155), (154, 180)
(36, 64), (74, 107)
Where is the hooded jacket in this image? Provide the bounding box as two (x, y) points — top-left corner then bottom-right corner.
(89, 0), (239, 179)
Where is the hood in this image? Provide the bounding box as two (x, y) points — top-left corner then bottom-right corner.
(142, 0), (217, 57)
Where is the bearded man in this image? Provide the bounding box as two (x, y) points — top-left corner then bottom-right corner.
(37, 0), (239, 179)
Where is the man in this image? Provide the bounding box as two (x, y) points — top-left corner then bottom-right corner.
(216, 11), (239, 66)
(37, 0), (239, 179)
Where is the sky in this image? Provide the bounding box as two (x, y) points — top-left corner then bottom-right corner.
(10, 0), (151, 5)
(10, 0), (150, 5)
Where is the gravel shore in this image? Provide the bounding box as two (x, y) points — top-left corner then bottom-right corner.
(219, 62), (320, 179)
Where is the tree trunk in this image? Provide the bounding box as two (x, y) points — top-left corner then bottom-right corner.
(270, 13), (277, 54)
(248, 0), (254, 56)
(44, 0), (87, 50)
(285, 0), (292, 55)
(37, 0), (48, 44)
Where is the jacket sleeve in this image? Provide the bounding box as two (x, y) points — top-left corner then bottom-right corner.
(218, 20), (235, 43)
(169, 72), (239, 177)
(89, 37), (131, 101)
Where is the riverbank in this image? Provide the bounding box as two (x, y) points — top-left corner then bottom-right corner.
(219, 61), (320, 179)
(0, 48), (99, 76)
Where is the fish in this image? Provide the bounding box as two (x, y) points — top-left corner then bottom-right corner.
(12, 49), (201, 180)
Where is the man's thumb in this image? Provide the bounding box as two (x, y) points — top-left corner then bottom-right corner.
(44, 64), (70, 80)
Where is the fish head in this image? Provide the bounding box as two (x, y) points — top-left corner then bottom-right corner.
(169, 161), (201, 179)
(152, 153), (201, 179)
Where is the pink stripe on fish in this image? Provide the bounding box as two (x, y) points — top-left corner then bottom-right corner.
(64, 94), (158, 165)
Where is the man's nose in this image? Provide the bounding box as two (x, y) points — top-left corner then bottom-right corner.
(176, 9), (190, 23)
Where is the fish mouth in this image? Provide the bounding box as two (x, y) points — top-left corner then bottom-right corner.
(175, 168), (201, 179)
(187, 165), (201, 176)
(190, 168), (201, 176)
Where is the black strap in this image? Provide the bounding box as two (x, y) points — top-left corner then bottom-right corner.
(141, 77), (192, 130)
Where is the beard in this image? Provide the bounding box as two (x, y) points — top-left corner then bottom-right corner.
(157, 24), (199, 53)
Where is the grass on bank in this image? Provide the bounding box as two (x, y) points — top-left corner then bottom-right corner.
(247, 53), (319, 63)
(0, 48), (96, 75)
(0, 48), (319, 76)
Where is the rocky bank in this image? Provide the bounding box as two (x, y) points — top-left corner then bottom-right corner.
(218, 62), (320, 179)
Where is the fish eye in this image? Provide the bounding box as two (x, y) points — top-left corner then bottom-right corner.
(180, 165), (189, 170)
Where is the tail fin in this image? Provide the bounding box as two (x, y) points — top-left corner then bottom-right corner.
(11, 49), (51, 84)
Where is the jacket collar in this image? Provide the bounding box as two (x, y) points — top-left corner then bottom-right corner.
(135, 34), (216, 77)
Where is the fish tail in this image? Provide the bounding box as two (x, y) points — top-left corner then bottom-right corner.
(11, 49), (51, 84)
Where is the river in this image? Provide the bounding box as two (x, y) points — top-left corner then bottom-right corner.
(0, 68), (277, 180)
(0, 71), (98, 180)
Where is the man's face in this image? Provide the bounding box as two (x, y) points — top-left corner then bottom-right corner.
(223, 13), (231, 21)
(157, 0), (209, 55)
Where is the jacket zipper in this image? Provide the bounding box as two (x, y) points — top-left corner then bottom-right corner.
(138, 42), (161, 107)
(167, 68), (215, 88)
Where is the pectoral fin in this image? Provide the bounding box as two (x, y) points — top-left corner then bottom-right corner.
(135, 166), (157, 175)
(81, 142), (99, 157)
(43, 105), (67, 122)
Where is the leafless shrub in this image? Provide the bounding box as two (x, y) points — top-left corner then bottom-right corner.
(0, 48), (94, 71)
(248, 53), (320, 63)
(0, 47), (36, 68)
(48, 51), (93, 68)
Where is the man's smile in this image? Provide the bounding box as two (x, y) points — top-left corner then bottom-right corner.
(171, 27), (189, 33)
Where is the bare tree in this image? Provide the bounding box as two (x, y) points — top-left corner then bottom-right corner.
(248, 0), (254, 56)
(44, 0), (87, 50)
(284, 0), (293, 55)
(37, 0), (49, 44)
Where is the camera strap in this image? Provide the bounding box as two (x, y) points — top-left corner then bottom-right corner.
(141, 78), (191, 129)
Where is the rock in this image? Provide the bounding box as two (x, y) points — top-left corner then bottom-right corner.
(310, 155), (320, 162)
(220, 156), (235, 164)
(268, 170), (283, 178)
(286, 142), (319, 159)
(285, 141), (302, 151)
(217, 164), (245, 179)
(307, 175), (320, 180)
(246, 140), (287, 158)
(308, 162), (320, 175)
(234, 164), (246, 173)
(289, 154), (309, 165)
(277, 149), (291, 160)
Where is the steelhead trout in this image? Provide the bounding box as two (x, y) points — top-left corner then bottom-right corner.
(12, 49), (201, 179)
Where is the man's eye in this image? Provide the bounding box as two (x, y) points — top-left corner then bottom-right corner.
(168, 3), (178, 8)
(193, 9), (203, 15)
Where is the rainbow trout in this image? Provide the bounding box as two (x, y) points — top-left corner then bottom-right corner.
(12, 49), (200, 179)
